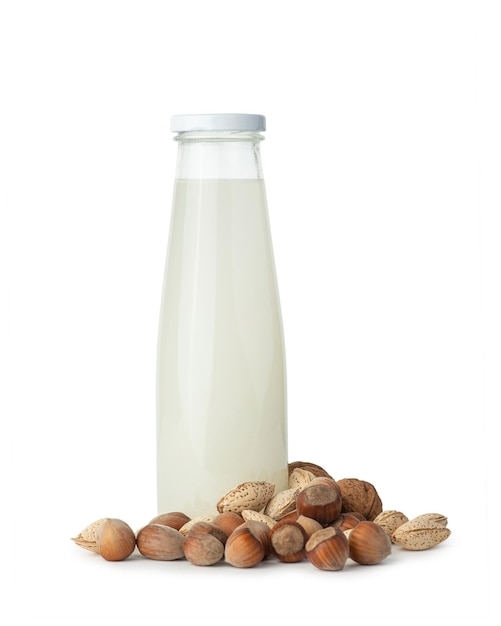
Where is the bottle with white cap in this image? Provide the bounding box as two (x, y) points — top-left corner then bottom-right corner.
(156, 114), (288, 516)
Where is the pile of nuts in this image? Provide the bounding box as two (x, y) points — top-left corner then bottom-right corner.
(72, 461), (451, 570)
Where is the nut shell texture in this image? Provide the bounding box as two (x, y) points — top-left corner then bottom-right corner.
(72, 518), (107, 553)
(225, 526), (265, 568)
(217, 481), (275, 514)
(136, 524), (185, 560)
(97, 519), (136, 562)
(392, 519), (451, 550)
(183, 532), (224, 566)
(373, 510), (409, 538)
(348, 521), (391, 565)
(269, 520), (308, 563)
(306, 527), (349, 571)
(338, 478), (383, 521)
(296, 483), (342, 524)
(148, 512), (191, 530)
(288, 461), (333, 479)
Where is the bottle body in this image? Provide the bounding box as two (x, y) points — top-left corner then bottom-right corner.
(157, 119), (288, 516)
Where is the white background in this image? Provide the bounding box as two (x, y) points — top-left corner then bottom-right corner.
(2, 1), (500, 624)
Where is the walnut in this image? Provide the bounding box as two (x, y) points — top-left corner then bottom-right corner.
(288, 461), (333, 480)
(337, 478), (383, 521)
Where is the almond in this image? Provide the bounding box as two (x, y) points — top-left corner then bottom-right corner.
(288, 468), (316, 491)
(241, 510), (277, 529)
(392, 518), (451, 550)
(216, 481), (275, 514)
(373, 510), (409, 539)
(264, 488), (299, 519)
(71, 519), (108, 553)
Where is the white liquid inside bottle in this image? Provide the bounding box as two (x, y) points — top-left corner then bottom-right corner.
(157, 170), (288, 516)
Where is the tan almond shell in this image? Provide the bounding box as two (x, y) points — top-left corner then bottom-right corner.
(392, 518), (451, 550)
(288, 468), (316, 491)
(410, 513), (448, 527)
(241, 510), (277, 529)
(216, 481), (275, 514)
(71, 518), (108, 553)
(373, 510), (409, 538)
(264, 488), (299, 519)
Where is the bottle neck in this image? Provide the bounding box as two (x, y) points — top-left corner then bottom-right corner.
(174, 131), (264, 180)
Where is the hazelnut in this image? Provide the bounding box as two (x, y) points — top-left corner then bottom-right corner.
(212, 511), (244, 537)
(148, 511), (191, 531)
(96, 518), (136, 561)
(225, 524), (266, 568)
(296, 482), (342, 524)
(337, 478), (383, 521)
(330, 512), (364, 532)
(308, 476), (342, 497)
(183, 532), (224, 566)
(296, 515), (323, 538)
(136, 523), (185, 560)
(306, 527), (349, 571)
(186, 521), (228, 545)
(241, 520), (272, 558)
(269, 519), (308, 563)
(348, 520), (391, 565)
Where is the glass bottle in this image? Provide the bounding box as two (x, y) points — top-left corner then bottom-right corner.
(156, 114), (288, 517)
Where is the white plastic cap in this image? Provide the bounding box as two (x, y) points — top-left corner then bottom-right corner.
(171, 113), (266, 133)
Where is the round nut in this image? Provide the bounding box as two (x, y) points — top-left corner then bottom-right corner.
(97, 518), (136, 562)
(269, 520), (309, 563)
(225, 525), (265, 568)
(348, 520), (391, 565)
(308, 476), (342, 497)
(187, 521), (228, 546)
(239, 520), (272, 558)
(306, 527), (349, 571)
(136, 524), (185, 561)
(331, 513), (364, 533)
(296, 482), (342, 525)
(337, 478), (383, 521)
(183, 532), (224, 566)
(212, 512), (245, 537)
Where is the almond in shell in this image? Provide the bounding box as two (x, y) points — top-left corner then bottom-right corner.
(392, 518), (451, 551)
(216, 481), (275, 514)
(264, 488), (299, 519)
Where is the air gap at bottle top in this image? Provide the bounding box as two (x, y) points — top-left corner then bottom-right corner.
(156, 114), (288, 517)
